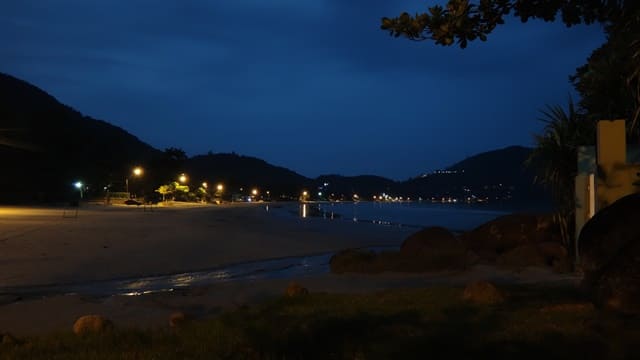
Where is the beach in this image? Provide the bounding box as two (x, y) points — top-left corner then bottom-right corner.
(0, 203), (577, 336)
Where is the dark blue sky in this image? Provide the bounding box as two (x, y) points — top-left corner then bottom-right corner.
(1, 1), (605, 180)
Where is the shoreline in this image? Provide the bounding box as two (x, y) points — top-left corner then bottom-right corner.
(0, 203), (577, 336)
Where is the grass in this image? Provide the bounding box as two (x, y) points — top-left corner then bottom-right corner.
(2, 285), (639, 359)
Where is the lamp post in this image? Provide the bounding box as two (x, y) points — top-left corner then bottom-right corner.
(74, 181), (83, 199)
(126, 166), (144, 197)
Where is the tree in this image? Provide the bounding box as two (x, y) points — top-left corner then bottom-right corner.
(155, 181), (189, 202)
(527, 99), (595, 255)
(570, 9), (640, 139)
(381, 1), (640, 132)
(381, 1), (635, 48)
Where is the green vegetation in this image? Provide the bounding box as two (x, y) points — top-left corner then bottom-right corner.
(527, 100), (595, 254)
(2, 286), (639, 359)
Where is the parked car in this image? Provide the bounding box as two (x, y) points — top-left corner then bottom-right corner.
(124, 199), (142, 206)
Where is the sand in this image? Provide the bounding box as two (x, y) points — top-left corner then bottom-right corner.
(0, 203), (413, 287)
(0, 203), (579, 336)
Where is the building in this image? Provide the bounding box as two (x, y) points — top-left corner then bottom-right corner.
(575, 120), (640, 257)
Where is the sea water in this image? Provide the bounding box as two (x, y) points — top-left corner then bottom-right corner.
(287, 201), (510, 232)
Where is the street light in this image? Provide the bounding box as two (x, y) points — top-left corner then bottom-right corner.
(126, 166), (144, 196)
(179, 174), (188, 183)
(74, 181), (83, 199)
(216, 183), (224, 191)
(251, 188), (258, 196)
(202, 182), (208, 189)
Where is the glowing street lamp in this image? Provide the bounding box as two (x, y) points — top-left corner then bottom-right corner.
(216, 183), (224, 191)
(179, 174), (188, 183)
(202, 182), (208, 189)
(126, 166), (144, 195)
(74, 181), (83, 199)
(251, 188), (258, 196)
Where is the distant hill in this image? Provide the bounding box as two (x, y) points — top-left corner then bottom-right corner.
(0, 72), (550, 208)
(186, 153), (310, 197)
(312, 175), (398, 200)
(403, 146), (550, 207)
(0, 72), (160, 202)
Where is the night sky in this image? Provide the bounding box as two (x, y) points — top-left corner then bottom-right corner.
(1, 1), (605, 180)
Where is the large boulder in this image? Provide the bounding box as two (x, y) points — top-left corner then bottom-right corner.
(72, 315), (113, 335)
(460, 213), (560, 261)
(496, 242), (569, 270)
(579, 193), (640, 313)
(400, 226), (471, 269)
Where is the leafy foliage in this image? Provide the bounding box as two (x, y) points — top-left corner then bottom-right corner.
(381, 0), (634, 48)
(527, 100), (595, 250)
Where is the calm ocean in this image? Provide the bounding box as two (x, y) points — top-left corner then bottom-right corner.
(283, 201), (513, 232)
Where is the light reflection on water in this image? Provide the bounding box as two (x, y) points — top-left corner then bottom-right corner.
(287, 201), (509, 232)
(0, 252), (336, 298)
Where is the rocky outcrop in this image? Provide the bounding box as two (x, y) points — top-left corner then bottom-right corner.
(400, 226), (471, 270)
(462, 281), (505, 305)
(460, 213), (561, 262)
(72, 315), (113, 335)
(579, 193), (640, 314)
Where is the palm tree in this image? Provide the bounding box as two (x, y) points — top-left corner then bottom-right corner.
(527, 100), (595, 257)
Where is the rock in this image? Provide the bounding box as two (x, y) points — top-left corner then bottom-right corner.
(400, 226), (456, 255)
(285, 282), (309, 297)
(169, 311), (189, 328)
(497, 244), (547, 268)
(460, 213), (561, 262)
(1, 332), (17, 345)
(72, 315), (113, 335)
(400, 226), (471, 270)
(462, 281), (505, 305)
(579, 193), (640, 314)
